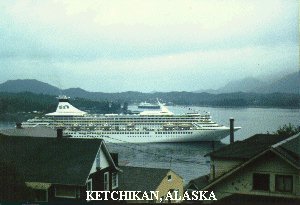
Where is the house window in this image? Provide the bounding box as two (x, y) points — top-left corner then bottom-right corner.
(104, 172), (109, 191)
(275, 175), (293, 192)
(87, 179), (92, 191)
(253, 173), (270, 191)
(112, 172), (118, 189)
(167, 174), (172, 181)
(55, 185), (76, 198)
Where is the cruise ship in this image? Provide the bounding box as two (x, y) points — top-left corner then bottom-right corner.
(22, 96), (241, 143)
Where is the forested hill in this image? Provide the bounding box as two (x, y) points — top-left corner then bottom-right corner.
(0, 79), (299, 121)
(0, 91), (299, 121)
(0, 91), (299, 112)
(0, 92), (123, 121)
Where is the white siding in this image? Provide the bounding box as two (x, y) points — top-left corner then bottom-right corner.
(100, 148), (110, 169)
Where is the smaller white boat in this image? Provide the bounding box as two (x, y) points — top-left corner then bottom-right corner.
(138, 102), (161, 109)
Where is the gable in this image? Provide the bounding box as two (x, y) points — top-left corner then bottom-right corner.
(89, 144), (110, 175)
(204, 150), (298, 192)
(156, 170), (183, 190)
(205, 152), (299, 200)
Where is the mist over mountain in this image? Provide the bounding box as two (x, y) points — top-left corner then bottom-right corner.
(218, 77), (267, 93)
(255, 72), (299, 94)
(1, 71), (298, 98)
(0, 75), (299, 108)
(194, 71), (299, 94)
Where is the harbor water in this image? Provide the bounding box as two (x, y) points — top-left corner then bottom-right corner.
(1, 106), (299, 184)
(109, 106), (300, 184)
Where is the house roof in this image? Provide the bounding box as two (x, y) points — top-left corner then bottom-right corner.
(272, 133), (300, 168)
(202, 133), (300, 191)
(206, 134), (290, 160)
(118, 166), (174, 192)
(186, 175), (209, 190)
(0, 134), (104, 186)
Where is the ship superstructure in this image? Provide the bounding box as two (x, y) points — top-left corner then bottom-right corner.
(22, 96), (241, 143)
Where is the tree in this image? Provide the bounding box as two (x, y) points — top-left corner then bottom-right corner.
(274, 123), (300, 137)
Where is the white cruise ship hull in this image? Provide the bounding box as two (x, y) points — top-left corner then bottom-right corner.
(22, 95), (241, 143)
(66, 127), (239, 143)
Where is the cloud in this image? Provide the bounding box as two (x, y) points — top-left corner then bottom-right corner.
(1, 43), (294, 92)
(1, 0), (297, 60)
(0, 0), (298, 92)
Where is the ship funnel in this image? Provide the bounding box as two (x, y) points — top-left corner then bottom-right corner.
(46, 96), (87, 116)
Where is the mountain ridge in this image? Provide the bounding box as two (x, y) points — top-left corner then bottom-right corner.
(0, 72), (298, 103)
(194, 71), (299, 94)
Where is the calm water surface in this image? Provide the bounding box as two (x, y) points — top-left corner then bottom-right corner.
(1, 106), (299, 184)
(110, 105), (299, 184)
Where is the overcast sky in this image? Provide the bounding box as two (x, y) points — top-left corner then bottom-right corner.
(0, 0), (298, 92)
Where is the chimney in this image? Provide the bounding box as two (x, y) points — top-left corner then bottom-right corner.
(16, 122), (22, 129)
(57, 128), (63, 139)
(230, 118), (234, 144)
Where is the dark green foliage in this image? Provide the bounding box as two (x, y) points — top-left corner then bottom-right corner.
(0, 92), (57, 113)
(71, 97), (122, 114)
(0, 79), (299, 107)
(274, 123), (300, 137)
(0, 91), (299, 121)
(78, 91), (299, 108)
(0, 92), (122, 121)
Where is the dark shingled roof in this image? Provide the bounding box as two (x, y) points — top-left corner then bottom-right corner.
(187, 175), (209, 190)
(206, 134), (290, 160)
(118, 166), (171, 192)
(273, 133), (300, 168)
(0, 134), (103, 186)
